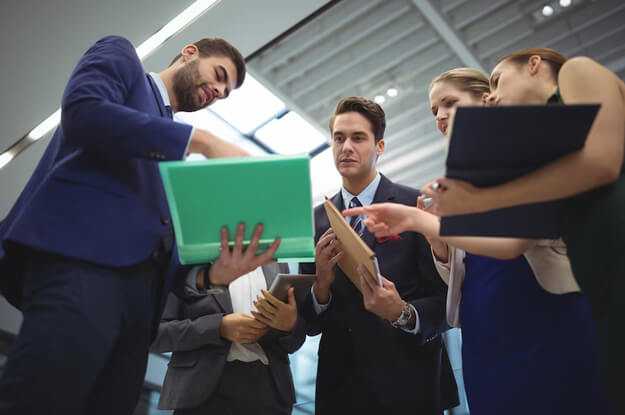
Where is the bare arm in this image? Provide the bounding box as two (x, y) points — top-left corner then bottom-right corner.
(412, 209), (535, 259)
(480, 57), (625, 209)
(347, 203), (537, 259)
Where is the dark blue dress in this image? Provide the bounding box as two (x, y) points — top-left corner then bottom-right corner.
(460, 253), (604, 414)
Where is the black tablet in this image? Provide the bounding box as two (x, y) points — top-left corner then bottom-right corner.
(269, 274), (316, 303)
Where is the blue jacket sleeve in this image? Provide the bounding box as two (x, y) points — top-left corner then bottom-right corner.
(60, 36), (192, 161)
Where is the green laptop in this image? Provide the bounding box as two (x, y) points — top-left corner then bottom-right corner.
(159, 154), (315, 265)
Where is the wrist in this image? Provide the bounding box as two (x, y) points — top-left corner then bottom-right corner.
(410, 209), (425, 233)
(188, 129), (208, 154)
(313, 282), (331, 304)
(208, 267), (228, 287)
(196, 268), (206, 290)
(390, 301), (414, 329)
(390, 299), (405, 321)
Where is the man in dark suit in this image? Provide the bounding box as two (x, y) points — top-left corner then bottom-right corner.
(0, 36), (280, 414)
(151, 244), (306, 415)
(300, 97), (458, 414)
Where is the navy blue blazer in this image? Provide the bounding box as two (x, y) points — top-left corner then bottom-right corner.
(0, 36), (193, 307)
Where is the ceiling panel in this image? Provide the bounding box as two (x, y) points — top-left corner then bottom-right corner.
(248, 0), (625, 191)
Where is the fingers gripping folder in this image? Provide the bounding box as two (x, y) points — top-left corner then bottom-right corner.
(323, 200), (381, 291)
(159, 155), (316, 264)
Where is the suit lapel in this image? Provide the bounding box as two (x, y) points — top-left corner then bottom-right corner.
(331, 191), (344, 211)
(364, 174), (397, 249)
(145, 74), (168, 118)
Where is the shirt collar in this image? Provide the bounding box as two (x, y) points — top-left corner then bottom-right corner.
(341, 172), (381, 208)
(149, 72), (171, 109)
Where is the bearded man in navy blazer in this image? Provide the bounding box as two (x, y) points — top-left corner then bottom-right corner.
(0, 36), (281, 415)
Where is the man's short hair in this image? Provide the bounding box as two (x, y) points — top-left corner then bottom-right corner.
(169, 38), (246, 88)
(329, 96), (386, 142)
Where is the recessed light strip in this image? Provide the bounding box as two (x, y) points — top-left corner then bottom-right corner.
(0, 0), (221, 169)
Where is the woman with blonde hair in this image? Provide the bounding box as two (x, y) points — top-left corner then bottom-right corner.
(348, 67), (604, 414)
(422, 49), (624, 411)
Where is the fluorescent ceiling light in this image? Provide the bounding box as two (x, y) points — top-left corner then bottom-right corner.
(374, 95), (386, 104)
(27, 108), (61, 141)
(0, 152), (14, 170)
(136, 0), (221, 60)
(2, 0), (220, 168)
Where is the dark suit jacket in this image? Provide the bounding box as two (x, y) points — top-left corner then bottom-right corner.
(151, 263), (307, 410)
(0, 36), (192, 309)
(300, 174), (458, 413)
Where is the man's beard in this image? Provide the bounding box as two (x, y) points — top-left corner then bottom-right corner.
(172, 60), (203, 112)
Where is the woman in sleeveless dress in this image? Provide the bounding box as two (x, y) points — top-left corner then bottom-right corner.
(421, 49), (624, 412)
(350, 68), (603, 414)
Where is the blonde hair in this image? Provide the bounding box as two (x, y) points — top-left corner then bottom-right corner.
(429, 67), (490, 98)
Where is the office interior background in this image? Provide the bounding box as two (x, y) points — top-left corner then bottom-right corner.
(1, 0), (624, 413)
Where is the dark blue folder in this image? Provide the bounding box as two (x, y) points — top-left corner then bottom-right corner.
(440, 104), (600, 238)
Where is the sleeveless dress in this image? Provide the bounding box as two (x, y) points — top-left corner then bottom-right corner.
(460, 253), (603, 414)
(549, 89), (624, 409)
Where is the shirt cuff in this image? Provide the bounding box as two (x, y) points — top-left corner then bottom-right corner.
(311, 286), (332, 315)
(432, 246), (451, 284)
(183, 126), (195, 158)
(399, 304), (420, 334)
(184, 266), (205, 294)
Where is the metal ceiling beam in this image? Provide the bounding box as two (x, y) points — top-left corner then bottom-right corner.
(411, 0), (485, 71)
(251, 0), (383, 74)
(272, 1), (415, 88)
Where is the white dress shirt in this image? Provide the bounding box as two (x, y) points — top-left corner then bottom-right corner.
(148, 72), (194, 156)
(226, 267), (269, 364)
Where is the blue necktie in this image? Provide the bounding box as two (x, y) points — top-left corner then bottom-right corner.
(349, 197), (364, 236)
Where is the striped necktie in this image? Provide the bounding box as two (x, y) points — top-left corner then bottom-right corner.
(349, 197), (364, 236)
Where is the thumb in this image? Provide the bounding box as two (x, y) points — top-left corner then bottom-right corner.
(287, 287), (296, 305)
(381, 276), (394, 289)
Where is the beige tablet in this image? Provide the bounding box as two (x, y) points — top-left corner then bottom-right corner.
(323, 200), (381, 292)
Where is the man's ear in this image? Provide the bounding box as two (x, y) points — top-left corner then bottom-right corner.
(528, 55), (542, 76)
(180, 44), (199, 62)
(376, 139), (385, 156)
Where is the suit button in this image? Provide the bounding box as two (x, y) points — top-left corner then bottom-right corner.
(161, 217), (170, 225)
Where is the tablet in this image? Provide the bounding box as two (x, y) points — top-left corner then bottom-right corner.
(324, 200), (382, 291)
(269, 274), (316, 303)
